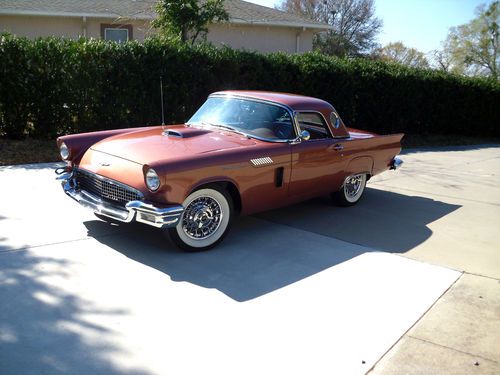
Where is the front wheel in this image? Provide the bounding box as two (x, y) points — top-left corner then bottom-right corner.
(166, 187), (233, 251)
(331, 174), (367, 206)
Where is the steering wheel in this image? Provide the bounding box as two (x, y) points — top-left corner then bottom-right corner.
(273, 122), (293, 140)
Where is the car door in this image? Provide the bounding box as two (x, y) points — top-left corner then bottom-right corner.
(289, 112), (346, 198)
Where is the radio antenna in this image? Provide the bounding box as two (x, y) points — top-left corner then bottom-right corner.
(160, 76), (165, 128)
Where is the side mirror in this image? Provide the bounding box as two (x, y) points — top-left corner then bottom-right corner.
(300, 130), (310, 141)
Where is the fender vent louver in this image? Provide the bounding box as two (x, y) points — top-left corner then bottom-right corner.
(250, 157), (274, 167)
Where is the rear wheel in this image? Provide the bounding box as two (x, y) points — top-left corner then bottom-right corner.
(167, 187), (233, 251)
(332, 173), (367, 206)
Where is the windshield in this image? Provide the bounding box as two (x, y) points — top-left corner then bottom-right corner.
(187, 97), (296, 141)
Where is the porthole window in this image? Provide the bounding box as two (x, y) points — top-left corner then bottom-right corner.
(330, 112), (340, 129)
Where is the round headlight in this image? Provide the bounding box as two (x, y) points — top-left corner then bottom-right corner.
(60, 142), (70, 160)
(146, 168), (160, 191)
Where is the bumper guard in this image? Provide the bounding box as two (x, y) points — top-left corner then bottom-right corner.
(390, 157), (403, 170)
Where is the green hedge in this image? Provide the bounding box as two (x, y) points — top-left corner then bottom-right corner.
(1, 33), (498, 139)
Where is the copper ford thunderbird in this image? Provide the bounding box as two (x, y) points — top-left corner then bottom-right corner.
(56, 91), (403, 251)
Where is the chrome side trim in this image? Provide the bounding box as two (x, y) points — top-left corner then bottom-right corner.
(390, 157), (403, 170)
(60, 171), (183, 229)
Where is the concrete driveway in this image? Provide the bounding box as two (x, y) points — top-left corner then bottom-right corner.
(0, 145), (499, 374)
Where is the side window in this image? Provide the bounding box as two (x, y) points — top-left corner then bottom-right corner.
(297, 112), (331, 140)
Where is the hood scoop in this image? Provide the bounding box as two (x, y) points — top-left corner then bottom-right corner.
(162, 129), (183, 138)
(162, 126), (211, 139)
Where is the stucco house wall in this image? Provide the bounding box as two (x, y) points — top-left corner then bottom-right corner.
(0, 15), (315, 53)
(0, 0), (329, 54)
(0, 15), (152, 41)
(207, 23), (315, 53)
(0, 15), (83, 39)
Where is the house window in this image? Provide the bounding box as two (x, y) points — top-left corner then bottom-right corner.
(100, 24), (133, 42)
(105, 28), (128, 42)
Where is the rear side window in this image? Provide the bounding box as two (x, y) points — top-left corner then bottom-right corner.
(297, 112), (332, 140)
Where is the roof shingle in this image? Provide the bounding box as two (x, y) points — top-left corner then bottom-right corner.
(0, 0), (330, 29)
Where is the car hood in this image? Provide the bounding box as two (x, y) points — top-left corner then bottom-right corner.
(90, 125), (258, 165)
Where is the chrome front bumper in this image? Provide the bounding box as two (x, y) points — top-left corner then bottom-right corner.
(58, 172), (183, 229)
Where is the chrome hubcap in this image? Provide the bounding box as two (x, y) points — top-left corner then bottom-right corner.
(345, 175), (363, 198)
(182, 196), (222, 240)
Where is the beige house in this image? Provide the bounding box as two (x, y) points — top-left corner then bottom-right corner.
(0, 0), (330, 53)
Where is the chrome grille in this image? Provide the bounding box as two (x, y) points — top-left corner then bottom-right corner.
(75, 169), (143, 206)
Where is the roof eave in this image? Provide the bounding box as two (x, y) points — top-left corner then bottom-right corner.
(228, 18), (333, 31)
(0, 9), (153, 20)
(0, 9), (333, 31)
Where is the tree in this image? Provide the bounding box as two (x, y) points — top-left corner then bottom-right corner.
(430, 48), (454, 73)
(277, 0), (383, 56)
(435, 1), (498, 79)
(152, 0), (228, 44)
(277, 0), (320, 20)
(374, 42), (430, 69)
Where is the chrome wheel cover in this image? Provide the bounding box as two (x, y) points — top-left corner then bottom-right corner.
(344, 174), (364, 200)
(182, 196), (223, 240)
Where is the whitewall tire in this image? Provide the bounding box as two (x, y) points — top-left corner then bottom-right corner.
(167, 187), (233, 251)
(332, 174), (367, 206)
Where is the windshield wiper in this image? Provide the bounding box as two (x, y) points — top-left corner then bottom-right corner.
(200, 122), (252, 139)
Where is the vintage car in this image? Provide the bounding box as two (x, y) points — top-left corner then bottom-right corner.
(56, 91), (403, 251)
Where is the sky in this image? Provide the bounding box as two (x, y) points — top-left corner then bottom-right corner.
(245, 0), (486, 53)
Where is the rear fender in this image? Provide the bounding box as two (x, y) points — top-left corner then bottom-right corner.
(344, 156), (374, 179)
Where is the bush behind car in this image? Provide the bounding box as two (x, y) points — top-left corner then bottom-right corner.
(0, 33), (498, 139)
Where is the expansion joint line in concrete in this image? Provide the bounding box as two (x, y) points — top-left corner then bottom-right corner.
(256, 217), (379, 251)
(463, 271), (500, 282)
(406, 335), (499, 364)
(0, 237), (93, 254)
(0, 227), (144, 254)
(365, 272), (463, 374)
(369, 184), (500, 207)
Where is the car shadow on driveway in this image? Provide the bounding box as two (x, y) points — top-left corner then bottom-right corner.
(256, 187), (462, 253)
(85, 188), (460, 302)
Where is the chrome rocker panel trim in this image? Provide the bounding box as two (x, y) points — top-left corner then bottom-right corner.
(390, 157), (403, 170)
(60, 173), (183, 229)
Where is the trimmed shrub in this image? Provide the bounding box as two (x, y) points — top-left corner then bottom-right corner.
(0, 33), (498, 139)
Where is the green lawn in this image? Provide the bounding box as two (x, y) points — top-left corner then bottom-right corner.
(0, 138), (59, 166)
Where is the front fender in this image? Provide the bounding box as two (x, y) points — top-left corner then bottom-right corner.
(57, 127), (155, 164)
(188, 176), (241, 197)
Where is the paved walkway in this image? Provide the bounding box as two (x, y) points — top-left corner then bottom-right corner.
(0, 145), (498, 374)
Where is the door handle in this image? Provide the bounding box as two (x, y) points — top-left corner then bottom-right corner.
(332, 144), (344, 151)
